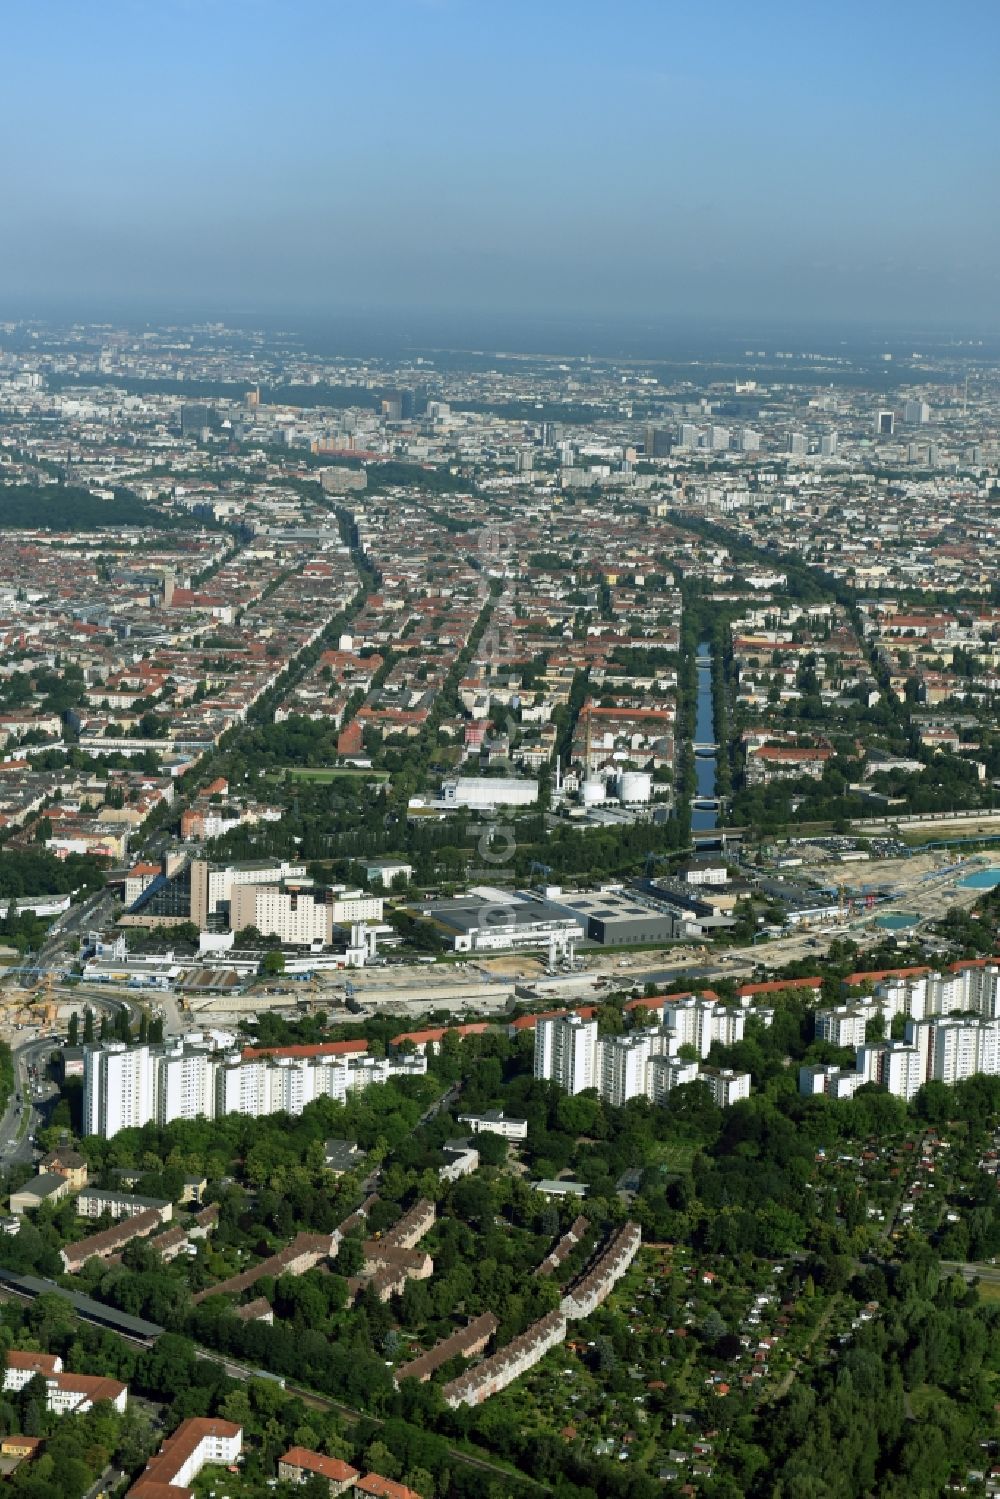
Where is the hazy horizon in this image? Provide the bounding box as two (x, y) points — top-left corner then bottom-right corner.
(4, 0), (998, 335)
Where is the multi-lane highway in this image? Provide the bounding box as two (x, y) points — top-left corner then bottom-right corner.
(22, 886), (119, 984)
(0, 1033), (61, 1172)
(0, 983), (137, 1172)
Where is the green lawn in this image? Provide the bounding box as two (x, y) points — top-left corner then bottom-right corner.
(649, 1140), (698, 1173)
(908, 1382), (958, 1418)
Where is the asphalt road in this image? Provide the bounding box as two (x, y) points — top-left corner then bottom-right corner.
(0, 986), (133, 1173)
(84, 1465), (124, 1499)
(30, 887), (118, 979)
(0, 1034), (61, 1172)
(940, 1259), (1000, 1285)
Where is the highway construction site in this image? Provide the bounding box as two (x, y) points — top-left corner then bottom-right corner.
(2, 841), (997, 1040)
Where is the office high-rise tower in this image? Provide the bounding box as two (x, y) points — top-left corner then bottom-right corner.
(644, 425), (672, 458)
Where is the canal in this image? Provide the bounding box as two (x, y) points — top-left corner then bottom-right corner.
(691, 638), (718, 832)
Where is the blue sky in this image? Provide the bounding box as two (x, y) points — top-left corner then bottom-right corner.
(2, 0), (998, 331)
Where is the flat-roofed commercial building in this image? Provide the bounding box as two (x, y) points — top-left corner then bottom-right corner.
(441, 775), (538, 810)
(419, 895), (582, 954)
(541, 885), (678, 945)
(458, 1110), (528, 1140)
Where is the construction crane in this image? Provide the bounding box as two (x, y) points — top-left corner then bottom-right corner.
(2, 957), (71, 991)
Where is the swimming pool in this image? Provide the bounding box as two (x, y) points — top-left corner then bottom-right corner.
(958, 868), (1000, 890)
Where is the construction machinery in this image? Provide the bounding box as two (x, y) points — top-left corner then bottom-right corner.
(0, 966), (68, 1033)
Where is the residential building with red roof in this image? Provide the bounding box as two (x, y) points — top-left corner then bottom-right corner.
(736, 977), (823, 998)
(241, 1039), (368, 1061)
(127, 1417), (242, 1497)
(353, 1472), (425, 1498)
(278, 1447), (358, 1493)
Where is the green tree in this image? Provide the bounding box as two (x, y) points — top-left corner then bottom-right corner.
(335, 1235), (364, 1276)
(364, 1439), (401, 1479)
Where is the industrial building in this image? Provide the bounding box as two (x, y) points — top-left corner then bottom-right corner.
(416, 895), (581, 958)
(754, 878), (841, 926)
(635, 877), (736, 934)
(440, 775), (538, 811)
(539, 884), (679, 945)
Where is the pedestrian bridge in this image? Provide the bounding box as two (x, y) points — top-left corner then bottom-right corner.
(692, 741), (718, 754)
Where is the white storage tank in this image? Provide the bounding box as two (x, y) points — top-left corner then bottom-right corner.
(582, 777), (607, 806)
(619, 771), (652, 804)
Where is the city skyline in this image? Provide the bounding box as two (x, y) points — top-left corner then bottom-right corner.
(1, 6), (1000, 1488)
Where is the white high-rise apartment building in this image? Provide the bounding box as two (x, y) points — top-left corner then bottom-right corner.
(646, 1055), (700, 1104)
(966, 967), (1000, 1019)
(210, 1051), (426, 1122)
(83, 1040), (427, 1138)
(330, 891), (384, 924)
(84, 1044), (156, 1138)
(598, 1034), (650, 1107)
(874, 965), (1000, 1023)
(230, 883), (333, 946)
(905, 1016), (1000, 1087)
(699, 1067), (752, 1107)
(883, 1043), (925, 1101)
(660, 997), (745, 1059)
(932, 1020), (980, 1085)
(157, 1047), (216, 1125)
(533, 1017), (557, 1084)
(799, 1063), (865, 1100)
(814, 1005), (873, 1048)
(533, 1012), (750, 1110)
(216, 1056), (269, 1120)
(228, 883), (383, 946)
(659, 998), (700, 1052)
(855, 1043), (885, 1086)
(805, 973), (1000, 1103)
(850, 1041), (924, 1100)
(533, 1014), (598, 1095)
